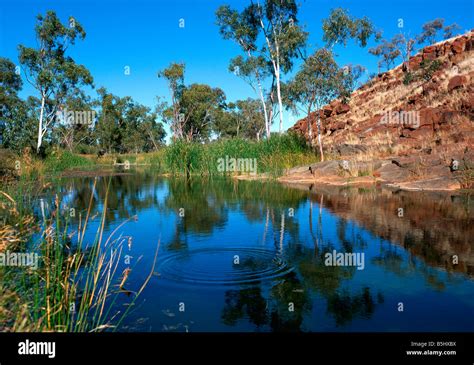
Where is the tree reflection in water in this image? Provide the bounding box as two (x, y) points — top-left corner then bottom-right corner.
(43, 172), (473, 331)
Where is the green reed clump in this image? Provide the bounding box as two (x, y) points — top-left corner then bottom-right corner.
(164, 132), (317, 177)
(45, 150), (94, 173)
(0, 180), (157, 332)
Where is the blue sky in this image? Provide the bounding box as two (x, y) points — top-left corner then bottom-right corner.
(1, 0), (472, 138)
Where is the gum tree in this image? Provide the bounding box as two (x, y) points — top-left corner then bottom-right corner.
(0, 57), (35, 151)
(179, 83), (227, 142)
(252, 0), (307, 134)
(369, 38), (401, 72)
(216, 5), (272, 138)
(18, 11), (93, 153)
(392, 33), (416, 70)
(228, 55), (271, 138)
(213, 98), (265, 140)
(157, 62), (185, 140)
(284, 49), (343, 161)
(417, 18), (444, 45)
(417, 18), (461, 45)
(322, 8), (378, 49)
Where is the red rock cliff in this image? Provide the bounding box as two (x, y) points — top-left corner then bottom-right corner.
(291, 31), (474, 174)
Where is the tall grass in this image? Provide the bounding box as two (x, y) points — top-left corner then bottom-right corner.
(164, 133), (317, 177)
(44, 150), (94, 173)
(2, 133), (317, 179)
(0, 180), (158, 332)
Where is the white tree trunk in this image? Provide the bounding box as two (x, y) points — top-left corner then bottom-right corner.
(275, 64), (284, 134)
(307, 107), (313, 147)
(316, 110), (324, 161)
(37, 95), (45, 153)
(257, 79), (270, 139)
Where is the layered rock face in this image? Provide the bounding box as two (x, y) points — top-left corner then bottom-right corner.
(290, 31), (474, 190)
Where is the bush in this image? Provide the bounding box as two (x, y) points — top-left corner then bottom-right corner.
(403, 59), (442, 85)
(45, 150), (94, 173)
(74, 143), (99, 155)
(419, 59), (442, 81)
(403, 71), (415, 85)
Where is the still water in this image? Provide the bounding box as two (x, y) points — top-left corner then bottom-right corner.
(42, 172), (474, 332)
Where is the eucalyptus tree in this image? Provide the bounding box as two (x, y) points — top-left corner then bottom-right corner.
(322, 7), (378, 49)
(213, 98), (265, 140)
(0, 57), (35, 151)
(284, 49), (341, 160)
(179, 84), (227, 142)
(392, 33), (416, 70)
(322, 7), (379, 78)
(54, 90), (96, 152)
(251, 0), (307, 134)
(157, 62), (185, 140)
(216, 5), (272, 138)
(417, 18), (461, 45)
(369, 38), (401, 71)
(18, 11), (93, 153)
(228, 55), (272, 138)
(236, 98), (266, 140)
(417, 18), (444, 45)
(443, 23), (461, 39)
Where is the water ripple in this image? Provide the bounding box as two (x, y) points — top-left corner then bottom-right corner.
(158, 247), (293, 286)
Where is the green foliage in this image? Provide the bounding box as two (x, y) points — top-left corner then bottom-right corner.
(18, 11), (94, 153)
(403, 71), (415, 85)
(158, 63), (226, 142)
(180, 83), (227, 141)
(403, 59), (442, 85)
(0, 58), (36, 152)
(285, 48), (359, 115)
(164, 133), (315, 177)
(419, 59), (442, 81)
(214, 98), (265, 139)
(369, 38), (401, 71)
(164, 140), (205, 175)
(44, 150), (93, 173)
(322, 8), (377, 48)
(417, 18), (462, 45)
(215, 5), (258, 51)
(157, 63), (185, 139)
(216, 0), (307, 135)
(95, 87), (165, 153)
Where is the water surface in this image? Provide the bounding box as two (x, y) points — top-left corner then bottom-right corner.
(40, 172), (474, 332)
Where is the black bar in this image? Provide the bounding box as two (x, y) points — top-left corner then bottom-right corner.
(0, 332), (472, 364)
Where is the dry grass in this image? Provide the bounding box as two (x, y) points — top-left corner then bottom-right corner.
(0, 180), (159, 332)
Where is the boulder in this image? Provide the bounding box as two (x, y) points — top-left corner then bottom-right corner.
(451, 38), (466, 54)
(408, 55), (423, 70)
(335, 103), (350, 115)
(448, 75), (467, 91)
(322, 106), (333, 117)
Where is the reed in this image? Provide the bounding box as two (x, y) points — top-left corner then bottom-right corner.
(0, 178), (157, 332)
(164, 133), (317, 177)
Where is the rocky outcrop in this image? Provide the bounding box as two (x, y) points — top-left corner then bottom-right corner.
(289, 31), (474, 190)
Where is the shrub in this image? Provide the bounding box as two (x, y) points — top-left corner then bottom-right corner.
(45, 150), (94, 173)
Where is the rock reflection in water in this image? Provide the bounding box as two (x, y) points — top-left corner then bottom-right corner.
(44, 173), (474, 331)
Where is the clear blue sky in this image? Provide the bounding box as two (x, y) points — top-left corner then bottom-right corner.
(1, 0), (472, 138)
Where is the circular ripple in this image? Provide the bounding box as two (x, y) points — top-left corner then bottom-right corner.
(158, 248), (293, 286)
